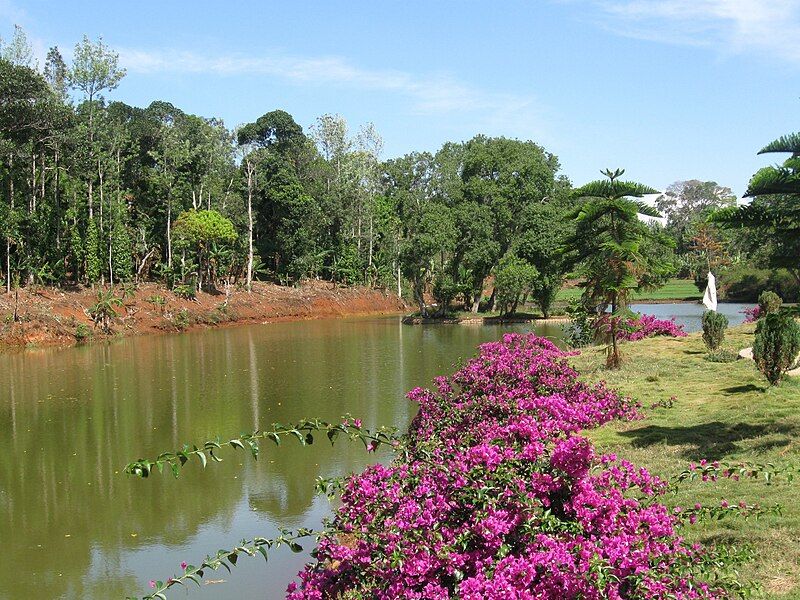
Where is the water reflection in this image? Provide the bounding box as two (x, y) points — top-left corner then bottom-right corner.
(0, 317), (562, 599)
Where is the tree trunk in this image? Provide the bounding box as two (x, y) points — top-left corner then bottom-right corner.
(487, 287), (497, 313)
(246, 159), (254, 292)
(415, 277), (427, 318)
(166, 197), (172, 268)
(6, 154), (14, 294)
(108, 237), (114, 287)
(396, 263), (402, 298)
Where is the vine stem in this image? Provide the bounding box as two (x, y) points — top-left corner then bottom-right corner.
(127, 529), (321, 600)
(124, 415), (404, 478)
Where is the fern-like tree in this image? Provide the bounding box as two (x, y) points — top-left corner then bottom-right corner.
(711, 132), (800, 285)
(564, 169), (674, 368)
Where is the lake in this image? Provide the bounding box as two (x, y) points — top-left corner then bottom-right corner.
(0, 317), (564, 600)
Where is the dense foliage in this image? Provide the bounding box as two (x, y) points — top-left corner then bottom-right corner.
(0, 28), (580, 311)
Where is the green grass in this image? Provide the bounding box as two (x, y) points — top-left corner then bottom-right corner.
(558, 278), (702, 303)
(570, 325), (800, 598)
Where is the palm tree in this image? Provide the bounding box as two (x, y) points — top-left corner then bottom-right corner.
(711, 132), (800, 285)
(564, 169), (667, 368)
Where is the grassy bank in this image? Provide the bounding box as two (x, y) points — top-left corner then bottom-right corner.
(571, 325), (800, 598)
(558, 278), (702, 303)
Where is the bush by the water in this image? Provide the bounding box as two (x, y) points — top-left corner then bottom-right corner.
(289, 334), (746, 599)
(753, 313), (800, 385)
(757, 290), (782, 316)
(617, 313), (687, 341)
(702, 311), (728, 351)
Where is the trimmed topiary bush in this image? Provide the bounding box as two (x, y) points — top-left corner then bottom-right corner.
(758, 290), (782, 316)
(702, 310), (728, 351)
(753, 313), (800, 385)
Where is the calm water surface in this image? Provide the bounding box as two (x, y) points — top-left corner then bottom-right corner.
(631, 302), (754, 332)
(0, 317), (565, 600)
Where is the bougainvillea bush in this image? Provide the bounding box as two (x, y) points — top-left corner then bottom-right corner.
(288, 334), (734, 599)
(617, 313), (687, 341)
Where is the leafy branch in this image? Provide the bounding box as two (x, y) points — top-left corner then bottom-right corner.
(676, 501), (783, 526)
(677, 460), (800, 486)
(127, 528), (319, 600)
(124, 415), (403, 478)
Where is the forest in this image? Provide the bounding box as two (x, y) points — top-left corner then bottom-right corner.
(2, 26), (798, 318)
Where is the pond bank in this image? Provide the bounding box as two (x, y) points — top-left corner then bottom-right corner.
(0, 281), (407, 350)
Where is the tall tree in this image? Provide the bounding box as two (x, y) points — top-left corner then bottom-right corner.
(0, 25), (35, 68)
(656, 179), (736, 253)
(564, 169), (673, 368)
(69, 35), (126, 218)
(0, 59), (56, 292)
(456, 136), (560, 312)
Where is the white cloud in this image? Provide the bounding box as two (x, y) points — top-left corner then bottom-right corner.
(117, 47), (539, 124)
(587, 0), (800, 63)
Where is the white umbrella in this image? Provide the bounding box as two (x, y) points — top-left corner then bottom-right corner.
(702, 271), (718, 312)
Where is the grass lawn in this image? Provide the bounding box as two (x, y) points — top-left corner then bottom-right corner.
(571, 325), (800, 599)
(558, 278), (702, 303)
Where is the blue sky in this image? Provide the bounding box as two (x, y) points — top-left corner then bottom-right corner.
(3, 0), (800, 196)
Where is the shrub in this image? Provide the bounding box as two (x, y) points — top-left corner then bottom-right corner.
(74, 323), (92, 343)
(758, 290), (782, 316)
(171, 308), (192, 331)
(704, 349), (738, 363)
(87, 289), (123, 334)
(702, 311), (728, 351)
(752, 313), (800, 385)
(173, 283), (197, 301)
(563, 299), (596, 348)
(741, 306), (761, 323)
(617, 313), (687, 341)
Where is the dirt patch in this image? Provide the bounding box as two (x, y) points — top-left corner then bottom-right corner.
(0, 281), (407, 350)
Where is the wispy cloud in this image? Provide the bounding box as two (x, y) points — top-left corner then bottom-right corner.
(118, 47), (538, 123)
(584, 0), (800, 63)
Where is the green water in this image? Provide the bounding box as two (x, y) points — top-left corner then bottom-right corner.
(0, 316), (564, 599)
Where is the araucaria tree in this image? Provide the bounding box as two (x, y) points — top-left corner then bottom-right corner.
(564, 169), (675, 369)
(711, 131), (800, 285)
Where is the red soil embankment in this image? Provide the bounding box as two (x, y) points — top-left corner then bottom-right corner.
(0, 280), (407, 349)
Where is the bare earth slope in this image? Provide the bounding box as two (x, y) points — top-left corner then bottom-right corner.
(0, 280), (407, 349)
